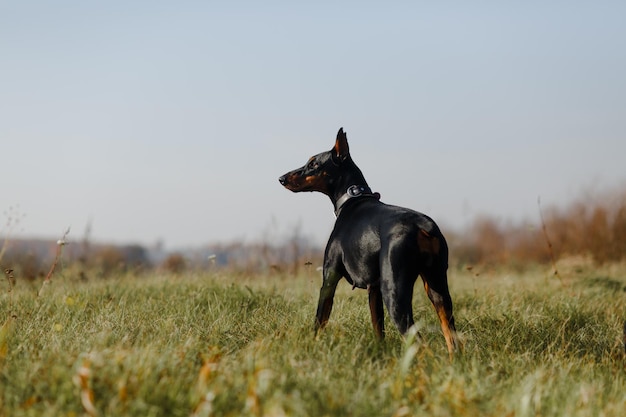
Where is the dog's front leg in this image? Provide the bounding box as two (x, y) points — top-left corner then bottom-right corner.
(314, 269), (342, 334)
(368, 283), (385, 340)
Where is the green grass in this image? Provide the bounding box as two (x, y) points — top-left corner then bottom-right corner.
(1, 265), (625, 416)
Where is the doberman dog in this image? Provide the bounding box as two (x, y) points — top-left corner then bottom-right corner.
(279, 128), (459, 357)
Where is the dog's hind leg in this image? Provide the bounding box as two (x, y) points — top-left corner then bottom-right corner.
(380, 246), (417, 335)
(381, 275), (416, 337)
(421, 270), (459, 358)
(381, 283), (414, 335)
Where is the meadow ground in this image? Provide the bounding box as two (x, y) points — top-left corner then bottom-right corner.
(1, 261), (625, 417)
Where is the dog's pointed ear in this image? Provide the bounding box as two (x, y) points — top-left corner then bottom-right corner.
(333, 127), (350, 160)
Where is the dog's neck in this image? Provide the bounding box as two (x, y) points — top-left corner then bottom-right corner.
(328, 158), (379, 216)
(334, 185), (380, 217)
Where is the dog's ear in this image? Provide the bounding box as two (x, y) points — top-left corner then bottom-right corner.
(333, 127), (350, 161)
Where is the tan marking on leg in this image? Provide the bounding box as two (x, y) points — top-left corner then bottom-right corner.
(435, 306), (457, 360)
(424, 281), (459, 359)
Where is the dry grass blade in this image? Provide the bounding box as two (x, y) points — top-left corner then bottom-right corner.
(37, 227), (70, 297)
(537, 197), (564, 284)
(3, 269), (17, 327)
(0, 315), (16, 364)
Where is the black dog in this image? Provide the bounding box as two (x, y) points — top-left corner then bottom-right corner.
(279, 128), (459, 356)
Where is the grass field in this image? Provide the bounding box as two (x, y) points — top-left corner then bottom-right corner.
(1, 262), (625, 417)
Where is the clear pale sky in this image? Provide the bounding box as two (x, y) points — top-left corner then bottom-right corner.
(2, 1), (625, 249)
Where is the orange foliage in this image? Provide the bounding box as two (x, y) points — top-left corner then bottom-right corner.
(451, 188), (626, 267)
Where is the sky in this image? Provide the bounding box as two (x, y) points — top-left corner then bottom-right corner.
(1, 1), (625, 250)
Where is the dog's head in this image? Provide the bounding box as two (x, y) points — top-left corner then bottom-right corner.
(278, 128), (351, 195)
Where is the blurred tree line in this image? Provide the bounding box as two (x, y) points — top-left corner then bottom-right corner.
(450, 188), (626, 268)
(2, 188), (625, 279)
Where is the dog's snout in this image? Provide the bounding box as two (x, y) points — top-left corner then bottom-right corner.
(278, 175), (287, 185)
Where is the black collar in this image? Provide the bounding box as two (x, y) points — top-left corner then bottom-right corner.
(334, 185), (380, 217)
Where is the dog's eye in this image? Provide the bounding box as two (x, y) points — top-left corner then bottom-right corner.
(308, 161), (320, 170)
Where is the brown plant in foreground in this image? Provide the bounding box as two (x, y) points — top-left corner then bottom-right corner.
(73, 355), (98, 417)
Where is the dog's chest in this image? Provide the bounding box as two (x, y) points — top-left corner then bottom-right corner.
(326, 223), (381, 288)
